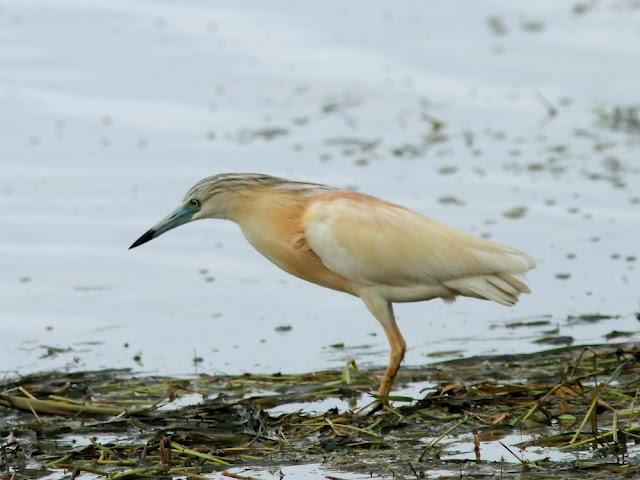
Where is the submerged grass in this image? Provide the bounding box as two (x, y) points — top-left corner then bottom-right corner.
(3, 344), (640, 478)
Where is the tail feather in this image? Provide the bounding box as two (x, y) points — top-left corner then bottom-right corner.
(443, 273), (531, 306)
(487, 275), (519, 296)
(498, 273), (531, 294)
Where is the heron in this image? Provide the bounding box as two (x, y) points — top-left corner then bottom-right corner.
(130, 173), (535, 404)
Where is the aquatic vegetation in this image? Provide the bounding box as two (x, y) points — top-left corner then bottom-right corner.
(595, 106), (640, 134)
(3, 344), (640, 478)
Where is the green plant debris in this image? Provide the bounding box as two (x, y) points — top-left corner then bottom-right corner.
(555, 272), (571, 280)
(424, 349), (464, 358)
(521, 20), (545, 32)
(503, 205), (528, 219)
(38, 345), (73, 359)
(235, 127), (289, 143)
(437, 165), (458, 175)
(595, 105), (640, 133)
(534, 335), (574, 346)
(505, 318), (553, 329)
(324, 137), (379, 151)
(274, 324), (292, 332)
(437, 195), (466, 206)
(4, 345), (640, 478)
(353, 158), (369, 167)
(604, 330), (635, 340)
(487, 16), (508, 35)
(568, 313), (620, 324)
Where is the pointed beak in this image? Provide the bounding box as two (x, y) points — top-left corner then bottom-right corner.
(129, 228), (156, 249)
(129, 203), (199, 250)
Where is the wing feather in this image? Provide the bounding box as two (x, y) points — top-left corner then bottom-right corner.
(303, 193), (535, 289)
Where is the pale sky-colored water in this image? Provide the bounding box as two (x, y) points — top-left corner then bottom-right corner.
(1, 0), (639, 378)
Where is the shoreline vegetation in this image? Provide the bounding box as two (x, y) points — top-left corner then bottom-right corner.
(3, 343), (640, 478)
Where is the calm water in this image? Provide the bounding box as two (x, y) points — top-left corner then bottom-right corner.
(1, 1), (639, 383)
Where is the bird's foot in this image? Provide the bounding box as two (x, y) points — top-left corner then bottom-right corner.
(355, 394), (391, 416)
(365, 401), (386, 416)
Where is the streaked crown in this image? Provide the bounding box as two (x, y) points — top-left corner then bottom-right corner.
(183, 173), (332, 200)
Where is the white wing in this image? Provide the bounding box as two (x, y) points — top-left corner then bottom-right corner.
(303, 193), (535, 305)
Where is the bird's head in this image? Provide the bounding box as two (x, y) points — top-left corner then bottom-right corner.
(129, 172), (329, 249)
(128, 173), (256, 250)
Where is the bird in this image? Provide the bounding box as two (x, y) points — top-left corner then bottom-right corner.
(130, 173), (535, 404)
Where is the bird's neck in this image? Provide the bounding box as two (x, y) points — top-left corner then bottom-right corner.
(223, 187), (307, 228)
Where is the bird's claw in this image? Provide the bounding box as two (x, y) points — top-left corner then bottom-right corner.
(365, 401), (386, 416)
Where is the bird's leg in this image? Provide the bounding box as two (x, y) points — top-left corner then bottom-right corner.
(361, 293), (406, 409)
(378, 321), (407, 401)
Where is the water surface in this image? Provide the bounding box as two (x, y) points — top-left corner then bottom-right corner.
(1, 1), (638, 381)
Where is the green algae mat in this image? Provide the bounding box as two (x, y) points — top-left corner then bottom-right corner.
(3, 344), (640, 479)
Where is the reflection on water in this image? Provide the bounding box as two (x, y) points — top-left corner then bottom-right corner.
(0, 1), (638, 382)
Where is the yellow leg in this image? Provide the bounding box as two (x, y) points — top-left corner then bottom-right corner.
(377, 321), (407, 400)
(361, 293), (407, 402)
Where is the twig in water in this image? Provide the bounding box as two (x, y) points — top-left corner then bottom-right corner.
(570, 384), (605, 444)
(418, 416), (467, 462)
(222, 471), (261, 480)
(499, 442), (541, 470)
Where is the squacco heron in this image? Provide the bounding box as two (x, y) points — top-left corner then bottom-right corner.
(130, 173), (535, 402)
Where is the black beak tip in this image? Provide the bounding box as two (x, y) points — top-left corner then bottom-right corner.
(129, 229), (156, 250)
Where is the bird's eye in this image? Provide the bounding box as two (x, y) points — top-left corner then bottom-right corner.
(190, 198), (201, 208)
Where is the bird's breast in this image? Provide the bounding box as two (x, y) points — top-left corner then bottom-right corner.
(238, 219), (357, 295)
